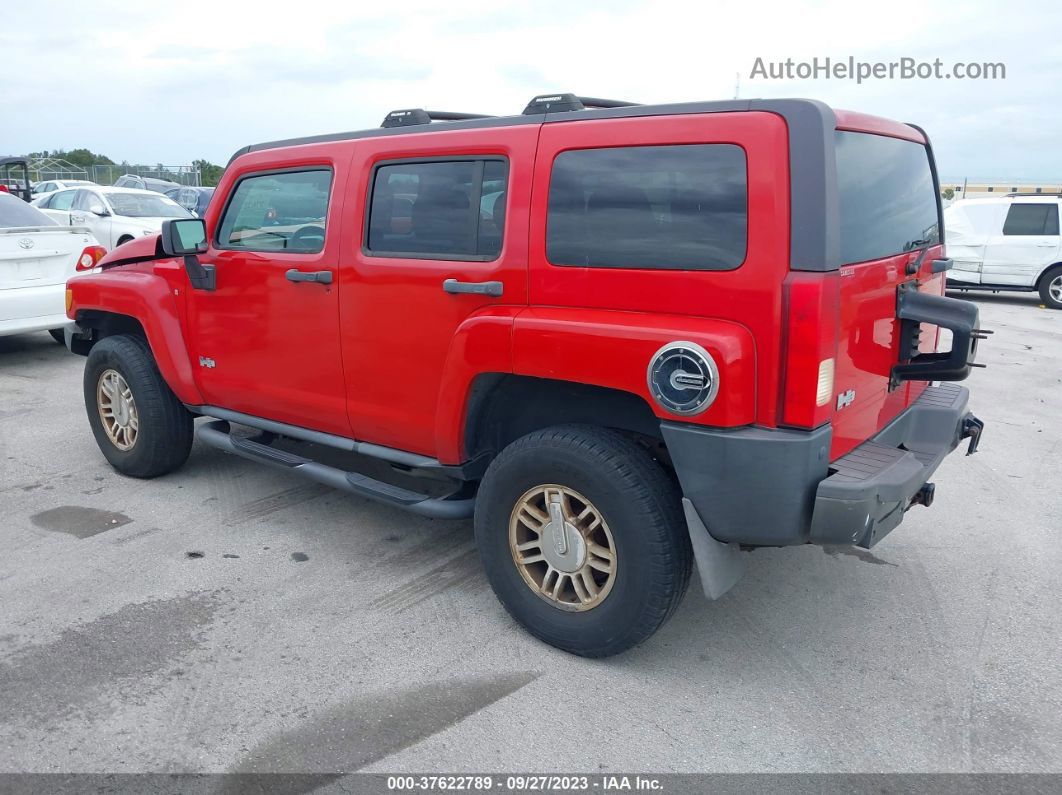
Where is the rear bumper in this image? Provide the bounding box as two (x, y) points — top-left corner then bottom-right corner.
(662, 383), (982, 549)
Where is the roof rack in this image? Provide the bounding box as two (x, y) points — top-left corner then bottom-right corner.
(381, 109), (495, 128)
(522, 93), (640, 115)
(1005, 192), (1062, 197)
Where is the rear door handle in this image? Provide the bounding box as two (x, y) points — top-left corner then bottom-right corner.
(442, 278), (503, 297)
(285, 269), (333, 284)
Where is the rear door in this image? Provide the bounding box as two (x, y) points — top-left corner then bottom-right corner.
(982, 202), (1061, 287)
(38, 189), (78, 225)
(830, 128), (944, 458)
(339, 123), (538, 456)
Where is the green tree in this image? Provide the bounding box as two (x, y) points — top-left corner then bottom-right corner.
(941, 187), (955, 200)
(193, 159), (225, 187)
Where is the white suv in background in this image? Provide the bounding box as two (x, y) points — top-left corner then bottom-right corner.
(945, 196), (1062, 308)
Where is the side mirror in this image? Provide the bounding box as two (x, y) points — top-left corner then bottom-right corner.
(89, 203), (108, 216)
(160, 218), (207, 256)
(160, 218), (214, 290)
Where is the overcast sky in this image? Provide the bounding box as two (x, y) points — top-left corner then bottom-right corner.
(3, 0), (1060, 179)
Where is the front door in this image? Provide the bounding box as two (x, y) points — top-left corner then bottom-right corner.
(983, 202), (1061, 286)
(339, 124), (539, 457)
(187, 160), (350, 436)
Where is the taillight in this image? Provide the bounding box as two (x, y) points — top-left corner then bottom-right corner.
(76, 245), (107, 271)
(781, 272), (840, 428)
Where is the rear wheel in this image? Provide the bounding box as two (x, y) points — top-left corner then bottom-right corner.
(1039, 265), (1062, 309)
(83, 334), (193, 478)
(48, 328), (65, 344)
(475, 425), (692, 657)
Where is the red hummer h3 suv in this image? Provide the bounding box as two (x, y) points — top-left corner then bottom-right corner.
(65, 94), (986, 657)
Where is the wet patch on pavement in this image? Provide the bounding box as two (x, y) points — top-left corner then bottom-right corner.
(30, 506), (132, 539)
(0, 591), (223, 730)
(230, 672), (539, 773)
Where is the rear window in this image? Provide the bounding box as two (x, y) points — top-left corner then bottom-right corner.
(0, 193), (57, 227)
(546, 144), (747, 270)
(835, 131), (940, 264)
(366, 158), (508, 260)
(1003, 203), (1060, 236)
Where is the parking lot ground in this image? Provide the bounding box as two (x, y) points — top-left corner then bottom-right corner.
(0, 292), (1060, 775)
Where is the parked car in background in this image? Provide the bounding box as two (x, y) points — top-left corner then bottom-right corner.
(0, 157), (33, 202)
(945, 196), (1062, 309)
(33, 186), (192, 249)
(113, 174), (182, 193)
(0, 193), (104, 341)
(31, 179), (98, 200)
(164, 185), (215, 217)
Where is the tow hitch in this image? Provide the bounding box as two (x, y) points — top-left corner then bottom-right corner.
(911, 482), (935, 508)
(961, 414), (985, 455)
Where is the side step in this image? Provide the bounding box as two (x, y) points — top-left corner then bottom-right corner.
(197, 420), (475, 520)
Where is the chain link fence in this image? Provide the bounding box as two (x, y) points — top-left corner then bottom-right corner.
(28, 158), (201, 187)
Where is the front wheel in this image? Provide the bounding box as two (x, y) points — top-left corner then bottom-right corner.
(83, 334), (194, 478)
(1039, 265), (1062, 309)
(475, 425), (692, 657)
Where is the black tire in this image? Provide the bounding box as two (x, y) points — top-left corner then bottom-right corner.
(1038, 264), (1062, 309)
(475, 425), (692, 657)
(83, 334), (193, 478)
(48, 328), (65, 344)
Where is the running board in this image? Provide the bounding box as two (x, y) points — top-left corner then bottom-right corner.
(196, 420), (475, 520)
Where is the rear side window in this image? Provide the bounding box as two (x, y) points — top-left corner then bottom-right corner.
(217, 169), (332, 252)
(547, 145), (747, 270)
(1003, 204), (1060, 236)
(0, 193), (57, 227)
(835, 131), (940, 263)
(366, 158), (508, 260)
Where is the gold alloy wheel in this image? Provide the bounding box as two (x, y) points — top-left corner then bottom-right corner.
(509, 484), (617, 611)
(97, 369), (139, 451)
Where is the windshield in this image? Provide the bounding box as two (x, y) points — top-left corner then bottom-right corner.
(835, 131), (940, 264)
(106, 192), (191, 218)
(0, 193), (58, 227)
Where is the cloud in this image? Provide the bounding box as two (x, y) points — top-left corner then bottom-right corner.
(2, 0), (1060, 178)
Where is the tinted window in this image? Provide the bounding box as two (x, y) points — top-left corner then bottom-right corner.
(1003, 203), (1060, 236)
(366, 159), (508, 259)
(546, 145), (747, 270)
(0, 193), (57, 227)
(835, 131), (940, 263)
(217, 170), (332, 252)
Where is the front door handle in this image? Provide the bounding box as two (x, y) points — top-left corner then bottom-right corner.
(285, 269), (333, 285)
(442, 278), (503, 297)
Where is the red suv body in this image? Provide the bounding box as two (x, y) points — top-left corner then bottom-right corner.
(65, 95), (985, 656)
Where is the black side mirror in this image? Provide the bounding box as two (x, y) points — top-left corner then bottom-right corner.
(160, 218), (214, 290)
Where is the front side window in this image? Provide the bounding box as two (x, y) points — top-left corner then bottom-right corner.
(546, 144), (748, 270)
(217, 169), (332, 252)
(1002, 203), (1060, 236)
(49, 190), (77, 211)
(366, 159), (508, 260)
(835, 131), (940, 263)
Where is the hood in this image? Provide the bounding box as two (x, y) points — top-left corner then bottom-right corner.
(100, 233), (163, 269)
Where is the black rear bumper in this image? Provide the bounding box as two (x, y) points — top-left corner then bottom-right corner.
(662, 383), (982, 549)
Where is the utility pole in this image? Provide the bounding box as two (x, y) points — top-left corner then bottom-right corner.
(734, 72), (740, 99)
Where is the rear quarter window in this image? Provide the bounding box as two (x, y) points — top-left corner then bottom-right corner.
(546, 144), (748, 270)
(1003, 203), (1060, 236)
(835, 131), (940, 264)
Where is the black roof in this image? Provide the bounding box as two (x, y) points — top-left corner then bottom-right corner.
(0, 156), (29, 167)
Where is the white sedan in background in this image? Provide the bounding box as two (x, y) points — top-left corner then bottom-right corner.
(33, 186), (192, 250)
(0, 193), (104, 341)
(31, 179), (98, 200)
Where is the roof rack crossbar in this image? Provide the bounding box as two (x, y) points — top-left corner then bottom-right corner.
(522, 93), (640, 115)
(381, 109), (495, 128)
(1004, 191), (1062, 197)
